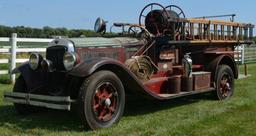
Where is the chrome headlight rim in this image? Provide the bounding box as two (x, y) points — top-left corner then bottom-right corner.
(29, 53), (41, 70)
(63, 52), (77, 71)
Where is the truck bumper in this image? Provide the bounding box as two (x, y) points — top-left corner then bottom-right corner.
(4, 92), (75, 111)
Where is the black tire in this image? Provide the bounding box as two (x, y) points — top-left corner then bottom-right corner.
(214, 65), (234, 100)
(13, 76), (42, 115)
(77, 70), (125, 130)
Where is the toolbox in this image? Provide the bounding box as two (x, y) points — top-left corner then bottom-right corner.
(192, 72), (211, 90)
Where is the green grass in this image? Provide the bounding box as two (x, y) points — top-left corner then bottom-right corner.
(0, 64), (256, 136)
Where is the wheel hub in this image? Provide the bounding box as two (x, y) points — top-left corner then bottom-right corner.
(104, 98), (111, 107)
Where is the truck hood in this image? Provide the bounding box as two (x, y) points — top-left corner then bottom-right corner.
(70, 37), (142, 47)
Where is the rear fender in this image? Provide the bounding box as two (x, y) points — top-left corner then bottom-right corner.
(207, 55), (238, 80)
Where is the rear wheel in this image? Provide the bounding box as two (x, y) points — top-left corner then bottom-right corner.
(13, 76), (41, 114)
(78, 71), (125, 130)
(214, 65), (234, 100)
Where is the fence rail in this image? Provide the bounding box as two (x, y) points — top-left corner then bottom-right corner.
(0, 48), (46, 53)
(0, 37), (52, 43)
(0, 33), (52, 83)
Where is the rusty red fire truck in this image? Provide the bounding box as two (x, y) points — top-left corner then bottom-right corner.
(4, 3), (254, 129)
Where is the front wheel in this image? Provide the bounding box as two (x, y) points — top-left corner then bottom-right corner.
(78, 71), (125, 130)
(214, 65), (234, 100)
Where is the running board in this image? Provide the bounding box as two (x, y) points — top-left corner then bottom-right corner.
(158, 88), (215, 99)
(4, 92), (76, 111)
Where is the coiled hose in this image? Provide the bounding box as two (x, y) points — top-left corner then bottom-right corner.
(125, 56), (157, 82)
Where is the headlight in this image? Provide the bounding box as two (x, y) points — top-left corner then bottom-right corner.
(29, 53), (41, 70)
(63, 52), (77, 71)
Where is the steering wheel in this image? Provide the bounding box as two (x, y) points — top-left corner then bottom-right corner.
(128, 25), (152, 40)
(128, 25), (138, 36)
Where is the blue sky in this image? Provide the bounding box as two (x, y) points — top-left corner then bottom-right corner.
(0, 0), (255, 31)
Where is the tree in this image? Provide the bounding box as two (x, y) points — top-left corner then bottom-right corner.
(0, 25), (101, 38)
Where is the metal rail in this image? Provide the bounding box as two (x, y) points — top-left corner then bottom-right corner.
(4, 92), (75, 111)
(193, 14), (236, 22)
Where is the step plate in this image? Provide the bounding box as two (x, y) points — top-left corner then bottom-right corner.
(158, 88), (215, 99)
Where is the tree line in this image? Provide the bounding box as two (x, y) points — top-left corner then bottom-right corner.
(0, 25), (255, 43)
(0, 25), (101, 38)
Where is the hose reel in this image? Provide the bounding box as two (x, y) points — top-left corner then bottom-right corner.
(139, 3), (186, 36)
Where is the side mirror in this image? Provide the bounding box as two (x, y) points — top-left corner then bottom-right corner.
(94, 17), (107, 34)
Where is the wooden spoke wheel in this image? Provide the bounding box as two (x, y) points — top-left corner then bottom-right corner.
(215, 65), (234, 100)
(78, 71), (125, 130)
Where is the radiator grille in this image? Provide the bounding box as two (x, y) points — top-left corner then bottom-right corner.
(46, 46), (67, 71)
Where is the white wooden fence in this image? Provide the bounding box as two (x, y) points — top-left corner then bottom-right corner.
(235, 44), (256, 64)
(0, 33), (53, 83)
(234, 45), (244, 64)
(244, 45), (256, 63)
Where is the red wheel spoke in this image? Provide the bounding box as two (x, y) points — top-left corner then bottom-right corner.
(108, 107), (115, 113)
(102, 114), (112, 121)
(95, 90), (103, 98)
(98, 108), (107, 120)
(102, 88), (109, 97)
(107, 93), (113, 98)
(93, 104), (100, 110)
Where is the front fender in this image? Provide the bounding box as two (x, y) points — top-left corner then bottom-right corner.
(69, 58), (171, 100)
(11, 61), (29, 74)
(69, 58), (114, 77)
(11, 62), (48, 90)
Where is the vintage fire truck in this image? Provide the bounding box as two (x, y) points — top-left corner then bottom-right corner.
(4, 3), (254, 129)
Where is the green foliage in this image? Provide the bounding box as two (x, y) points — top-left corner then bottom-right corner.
(0, 75), (11, 84)
(0, 64), (255, 135)
(0, 25), (101, 38)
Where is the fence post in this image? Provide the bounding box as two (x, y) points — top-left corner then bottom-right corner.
(241, 44), (245, 65)
(10, 33), (17, 84)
